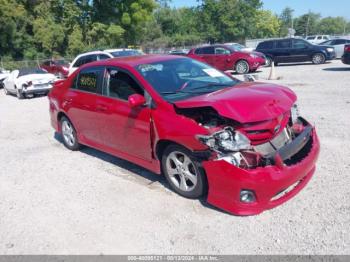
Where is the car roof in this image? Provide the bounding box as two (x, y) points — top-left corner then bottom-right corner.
(79, 54), (186, 69)
(104, 48), (137, 52)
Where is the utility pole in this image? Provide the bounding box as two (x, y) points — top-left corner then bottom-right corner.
(306, 10), (310, 36)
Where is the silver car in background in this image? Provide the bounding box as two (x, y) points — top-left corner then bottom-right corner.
(319, 38), (350, 58)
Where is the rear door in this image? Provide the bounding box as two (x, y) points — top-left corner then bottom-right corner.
(274, 39), (292, 63)
(64, 66), (105, 146)
(98, 67), (153, 161)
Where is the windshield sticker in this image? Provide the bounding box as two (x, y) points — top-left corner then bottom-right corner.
(203, 68), (225, 77)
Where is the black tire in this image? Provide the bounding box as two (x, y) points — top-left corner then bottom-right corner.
(274, 61), (279, 66)
(162, 144), (207, 199)
(60, 116), (80, 151)
(312, 53), (326, 64)
(16, 88), (24, 99)
(235, 60), (250, 74)
(265, 56), (273, 67)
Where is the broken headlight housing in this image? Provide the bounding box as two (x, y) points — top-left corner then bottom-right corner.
(196, 127), (252, 153)
(290, 103), (300, 124)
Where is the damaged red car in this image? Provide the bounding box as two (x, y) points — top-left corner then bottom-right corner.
(48, 55), (320, 215)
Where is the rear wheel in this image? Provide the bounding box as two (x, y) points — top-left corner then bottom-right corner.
(60, 116), (80, 151)
(162, 144), (207, 199)
(235, 60), (250, 74)
(312, 53), (326, 64)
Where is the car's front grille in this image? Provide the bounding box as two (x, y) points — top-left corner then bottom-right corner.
(254, 128), (292, 156)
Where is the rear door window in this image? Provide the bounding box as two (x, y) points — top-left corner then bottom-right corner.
(276, 40), (291, 49)
(74, 67), (104, 94)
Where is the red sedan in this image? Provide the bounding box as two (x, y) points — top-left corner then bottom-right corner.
(187, 45), (266, 74)
(48, 55), (319, 215)
(41, 59), (70, 78)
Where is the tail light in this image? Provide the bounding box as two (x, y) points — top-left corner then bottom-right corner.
(345, 45), (350, 52)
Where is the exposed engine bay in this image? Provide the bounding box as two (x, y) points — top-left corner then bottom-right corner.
(176, 105), (313, 169)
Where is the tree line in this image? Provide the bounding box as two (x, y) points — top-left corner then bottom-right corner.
(0, 0), (349, 61)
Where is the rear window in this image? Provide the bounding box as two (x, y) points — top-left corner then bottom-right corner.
(257, 41), (274, 49)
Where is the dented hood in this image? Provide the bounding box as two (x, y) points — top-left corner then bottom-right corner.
(174, 82), (296, 123)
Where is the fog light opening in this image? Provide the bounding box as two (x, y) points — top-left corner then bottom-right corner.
(240, 190), (256, 203)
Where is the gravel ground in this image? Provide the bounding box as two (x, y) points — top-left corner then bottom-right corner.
(0, 60), (349, 255)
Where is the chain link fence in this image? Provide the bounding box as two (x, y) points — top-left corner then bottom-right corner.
(0, 57), (72, 71)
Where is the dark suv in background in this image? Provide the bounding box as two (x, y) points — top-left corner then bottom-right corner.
(256, 38), (336, 66)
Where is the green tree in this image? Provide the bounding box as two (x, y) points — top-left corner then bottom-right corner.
(295, 12), (321, 36)
(318, 17), (348, 35)
(255, 10), (280, 38)
(279, 7), (294, 36)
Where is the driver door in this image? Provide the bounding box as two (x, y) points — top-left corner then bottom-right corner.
(98, 67), (153, 161)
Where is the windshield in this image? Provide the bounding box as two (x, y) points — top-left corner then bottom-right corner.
(18, 68), (48, 77)
(111, 50), (143, 57)
(227, 44), (244, 51)
(135, 58), (240, 102)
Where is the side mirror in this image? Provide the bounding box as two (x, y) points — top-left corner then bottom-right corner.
(128, 94), (146, 108)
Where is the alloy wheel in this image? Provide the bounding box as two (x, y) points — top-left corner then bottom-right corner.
(312, 53), (325, 64)
(165, 151), (198, 192)
(236, 60), (249, 74)
(62, 120), (76, 147)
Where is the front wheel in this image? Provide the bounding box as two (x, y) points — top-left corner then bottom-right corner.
(16, 88), (24, 99)
(312, 53), (326, 64)
(235, 60), (250, 74)
(60, 116), (80, 151)
(162, 144), (207, 199)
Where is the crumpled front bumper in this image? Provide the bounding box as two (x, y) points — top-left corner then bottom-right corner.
(202, 125), (320, 216)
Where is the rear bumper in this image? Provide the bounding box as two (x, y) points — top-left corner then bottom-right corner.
(203, 124), (320, 216)
(22, 85), (52, 95)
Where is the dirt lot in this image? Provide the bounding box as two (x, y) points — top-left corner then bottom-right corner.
(0, 60), (349, 255)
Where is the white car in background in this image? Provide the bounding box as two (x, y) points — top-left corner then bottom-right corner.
(224, 42), (254, 52)
(3, 68), (56, 99)
(68, 48), (144, 75)
(319, 38), (350, 58)
(305, 35), (331, 45)
(0, 68), (10, 88)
